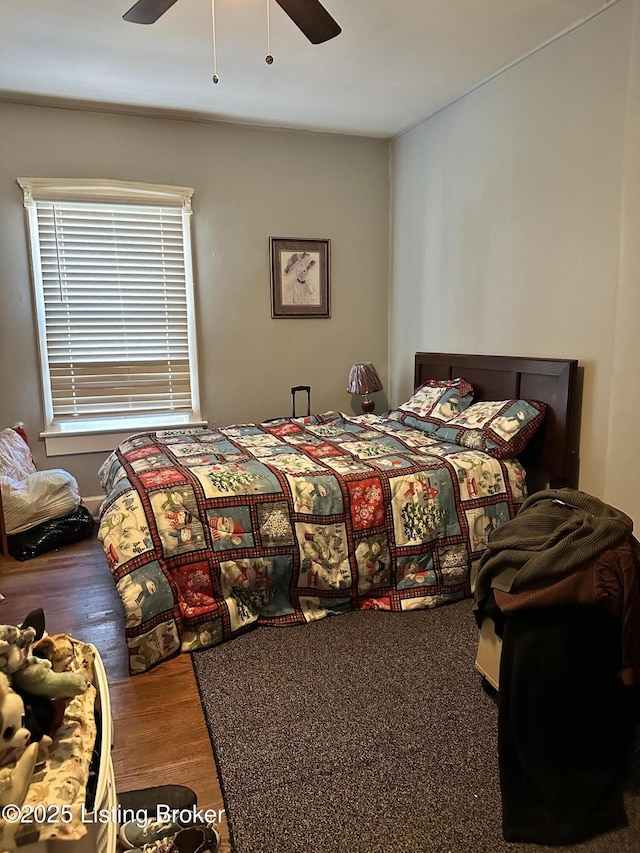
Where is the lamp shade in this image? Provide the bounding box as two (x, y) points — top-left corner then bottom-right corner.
(347, 362), (383, 395)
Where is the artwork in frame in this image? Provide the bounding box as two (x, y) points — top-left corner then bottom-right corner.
(270, 237), (331, 318)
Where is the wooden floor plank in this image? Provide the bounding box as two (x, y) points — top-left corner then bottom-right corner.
(0, 534), (230, 852)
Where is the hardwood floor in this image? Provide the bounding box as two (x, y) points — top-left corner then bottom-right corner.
(0, 534), (230, 852)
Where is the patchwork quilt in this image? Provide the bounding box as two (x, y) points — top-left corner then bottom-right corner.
(97, 412), (528, 673)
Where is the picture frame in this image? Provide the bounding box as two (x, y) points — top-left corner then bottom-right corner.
(270, 237), (331, 318)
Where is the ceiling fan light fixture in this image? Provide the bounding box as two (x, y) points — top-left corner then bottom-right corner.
(123, 0), (341, 84)
(123, 0), (341, 45)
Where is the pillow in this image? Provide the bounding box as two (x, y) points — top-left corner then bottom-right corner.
(432, 399), (547, 458)
(388, 378), (474, 433)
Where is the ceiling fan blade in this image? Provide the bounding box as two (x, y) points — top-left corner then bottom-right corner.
(123, 0), (180, 24)
(275, 0), (341, 44)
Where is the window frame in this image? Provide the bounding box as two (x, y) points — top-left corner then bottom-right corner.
(18, 178), (204, 455)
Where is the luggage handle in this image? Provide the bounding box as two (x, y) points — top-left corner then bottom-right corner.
(291, 385), (311, 418)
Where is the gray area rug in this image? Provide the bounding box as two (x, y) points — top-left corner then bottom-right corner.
(192, 600), (640, 853)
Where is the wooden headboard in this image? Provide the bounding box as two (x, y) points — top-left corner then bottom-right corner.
(414, 352), (581, 491)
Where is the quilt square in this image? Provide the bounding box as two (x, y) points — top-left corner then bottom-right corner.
(264, 453), (322, 475)
(296, 522), (352, 590)
(465, 502), (512, 552)
(138, 467), (187, 489)
(125, 444), (165, 462)
(151, 486), (207, 556)
(355, 534), (392, 594)
(390, 470), (462, 546)
(128, 619), (181, 675)
(99, 490), (154, 569)
(396, 554), (436, 590)
(447, 449), (507, 500)
(437, 545), (469, 585)
(286, 473), (344, 515)
(322, 456), (373, 475)
(206, 507), (255, 551)
(257, 501), (295, 546)
(348, 477), (385, 531)
(130, 453), (174, 473)
(299, 596), (352, 622)
(116, 560), (175, 628)
(220, 555), (295, 628)
(181, 619), (224, 652)
(192, 460), (283, 497)
(171, 560), (217, 616)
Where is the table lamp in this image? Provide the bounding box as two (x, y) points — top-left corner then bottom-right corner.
(348, 362), (383, 413)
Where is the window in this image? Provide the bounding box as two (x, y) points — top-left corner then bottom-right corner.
(18, 178), (202, 453)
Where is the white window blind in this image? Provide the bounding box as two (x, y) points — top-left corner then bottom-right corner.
(18, 179), (201, 435)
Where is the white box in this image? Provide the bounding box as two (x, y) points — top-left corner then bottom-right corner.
(474, 616), (502, 691)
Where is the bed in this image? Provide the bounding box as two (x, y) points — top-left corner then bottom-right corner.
(97, 352), (581, 673)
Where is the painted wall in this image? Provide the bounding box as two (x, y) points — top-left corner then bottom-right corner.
(390, 0), (640, 521)
(0, 104), (390, 496)
(604, 0), (640, 518)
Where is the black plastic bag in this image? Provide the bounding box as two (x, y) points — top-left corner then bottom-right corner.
(8, 505), (95, 561)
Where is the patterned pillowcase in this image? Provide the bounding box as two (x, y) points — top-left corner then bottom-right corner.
(388, 379), (474, 433)
(432, 399), (547, 458)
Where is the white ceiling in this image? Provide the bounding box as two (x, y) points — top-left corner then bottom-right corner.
(0, 0), (618, 138)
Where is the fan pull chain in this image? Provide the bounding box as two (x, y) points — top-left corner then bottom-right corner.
(265, 0), (274, 65)
(211, 0), (219, 83)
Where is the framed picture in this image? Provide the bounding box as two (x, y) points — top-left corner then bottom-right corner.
(270, 237), (330, 318)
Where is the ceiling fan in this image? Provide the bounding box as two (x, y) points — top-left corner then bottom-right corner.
(123, 0), (342, 45)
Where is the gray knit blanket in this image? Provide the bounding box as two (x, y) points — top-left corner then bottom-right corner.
(474, 488), (633, 609)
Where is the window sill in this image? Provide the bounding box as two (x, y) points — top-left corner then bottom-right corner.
(41, 416), (208, 457)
